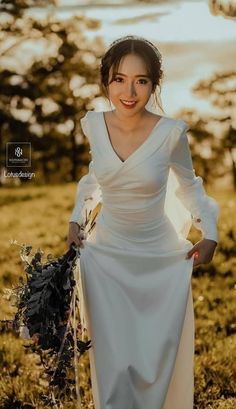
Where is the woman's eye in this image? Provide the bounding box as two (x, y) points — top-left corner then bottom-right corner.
(139, 79), (148, 84)
(114, 77), (123, 82)
(113, 77), (148, 84)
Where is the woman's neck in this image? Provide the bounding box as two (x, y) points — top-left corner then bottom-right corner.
(110, 108), (152, 132)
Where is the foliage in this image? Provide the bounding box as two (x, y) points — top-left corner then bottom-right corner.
(209, 0), (236, 18)
(1, 241), (92, 407)
(0, 0), (57, 17)
(190, 70), (236, 190)
(174, 2), (236, 190)
(0, 181), (102, 407)
(0, 0), (104, 185)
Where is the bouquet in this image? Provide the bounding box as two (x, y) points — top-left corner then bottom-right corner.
(1, 200), (102, 408)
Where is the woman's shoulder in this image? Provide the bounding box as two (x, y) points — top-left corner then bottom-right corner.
(160, 116), (190, 153)
(161, 115), (189, 130)
(175, 118), (189, 132)
(81, 110), (102, 121)
(172, 117), (189, 132)
(81, 110), (97, 120)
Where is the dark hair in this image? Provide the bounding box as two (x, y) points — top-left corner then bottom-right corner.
(99, 35), (164, 112)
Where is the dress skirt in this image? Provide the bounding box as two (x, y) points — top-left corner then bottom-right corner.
(76, 210), (195, 409)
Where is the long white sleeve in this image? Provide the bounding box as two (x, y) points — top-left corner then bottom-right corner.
(69, 112), (101, 225)
(69, 160), (101, 225)
(170, 121), (220, 242)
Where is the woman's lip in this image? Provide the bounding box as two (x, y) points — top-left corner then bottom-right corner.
(120, 100), (137, 108)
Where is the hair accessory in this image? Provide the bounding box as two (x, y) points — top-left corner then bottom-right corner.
(109, 35), (162, 61)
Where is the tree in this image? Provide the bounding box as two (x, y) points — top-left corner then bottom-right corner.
(209, 0), (236, 18)
(192, 71), (236, 189)
(0, 0), (104, 184)
(176, 2), (236, 190)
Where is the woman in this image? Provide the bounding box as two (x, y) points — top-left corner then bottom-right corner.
(67, 35), (219, 409)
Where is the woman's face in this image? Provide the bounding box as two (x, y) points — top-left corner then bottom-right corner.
(107, 53), (153, 115)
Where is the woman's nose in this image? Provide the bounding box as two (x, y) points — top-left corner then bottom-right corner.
(126, 82), (137, 97)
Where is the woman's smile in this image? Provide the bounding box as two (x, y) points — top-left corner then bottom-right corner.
(120, 99), (138, 108)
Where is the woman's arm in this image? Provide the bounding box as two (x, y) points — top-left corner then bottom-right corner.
(67, 160), (101, 248)
(67, 111), (102, 248)
(69, 160), (100, 225)
(169, 121), (220, 244)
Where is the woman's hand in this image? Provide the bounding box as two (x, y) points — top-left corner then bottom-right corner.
(66, 222), (86, 249)
(185, 238), (218, 267)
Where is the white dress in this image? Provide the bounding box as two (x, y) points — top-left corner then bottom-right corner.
(70, 111), (219, 409)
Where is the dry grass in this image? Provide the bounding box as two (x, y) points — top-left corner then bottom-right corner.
(0, 184), (235, 408)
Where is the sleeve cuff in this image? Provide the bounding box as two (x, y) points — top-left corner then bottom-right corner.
(69, 206), (84, 225)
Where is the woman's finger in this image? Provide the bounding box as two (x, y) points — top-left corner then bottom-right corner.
(185, 246), (199, 259)
(66, 234), (83, 248)
(67, 224), (87, 249)
(189, 250), (201, 266)
(193, 251), (213, 267)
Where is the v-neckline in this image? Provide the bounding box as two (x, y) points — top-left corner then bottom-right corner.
(101, 111), (166, 164)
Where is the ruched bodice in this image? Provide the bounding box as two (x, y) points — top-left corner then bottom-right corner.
(101, 183), (167, 224)
(97, 183), (181, 249)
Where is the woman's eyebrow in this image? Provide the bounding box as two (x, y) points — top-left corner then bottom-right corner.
(115, 72), (150, 78)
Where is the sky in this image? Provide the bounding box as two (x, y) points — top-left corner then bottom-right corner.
(73, 0), (235, 115)
(4, 0), (236, 117)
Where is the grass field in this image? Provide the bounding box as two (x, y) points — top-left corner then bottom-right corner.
(0, 184), (235, 408)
